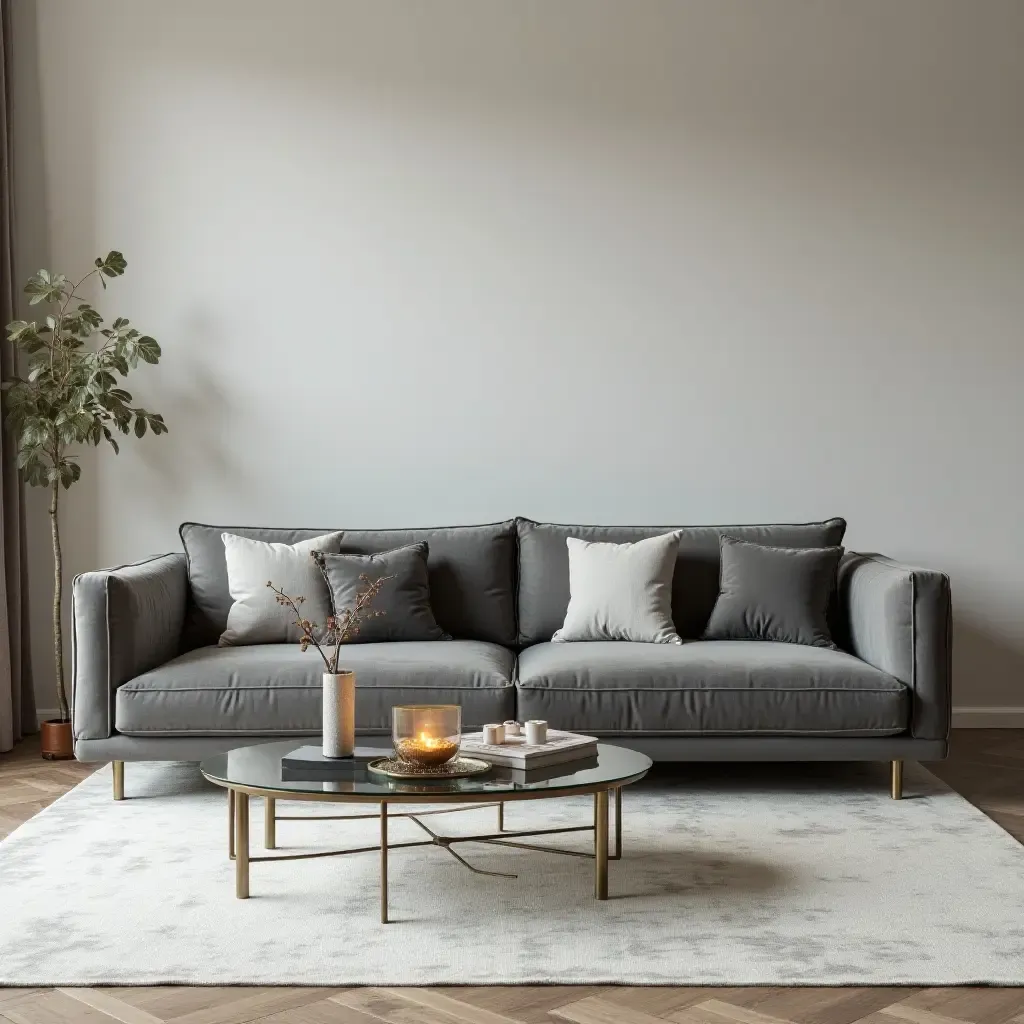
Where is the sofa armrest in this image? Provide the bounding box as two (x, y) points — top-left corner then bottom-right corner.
(837, 551), (952, 741)
(72, 553), (188, 741)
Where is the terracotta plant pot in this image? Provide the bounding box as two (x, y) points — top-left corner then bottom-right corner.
(40, 719), (75, 761)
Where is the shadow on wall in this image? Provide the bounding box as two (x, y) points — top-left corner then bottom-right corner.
(952, 619), (1024, 714)
(125, 348), (237, 502)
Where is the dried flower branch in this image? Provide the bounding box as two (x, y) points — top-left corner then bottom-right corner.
(266, 554), (395, 673)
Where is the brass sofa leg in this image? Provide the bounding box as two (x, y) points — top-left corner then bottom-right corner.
(113, 760), (125, 801)
(891, 759), (903, 800)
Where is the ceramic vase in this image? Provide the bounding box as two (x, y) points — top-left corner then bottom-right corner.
(323, 671), (355, 758)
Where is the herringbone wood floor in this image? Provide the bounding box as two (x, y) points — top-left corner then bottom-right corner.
(1, 730), (1023, 1023)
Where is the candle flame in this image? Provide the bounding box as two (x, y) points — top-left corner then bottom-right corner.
(396, 726), (460, 766)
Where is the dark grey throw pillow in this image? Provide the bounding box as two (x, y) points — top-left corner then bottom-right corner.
(703, 537), (844, 648)
(317, 542), (449, 643)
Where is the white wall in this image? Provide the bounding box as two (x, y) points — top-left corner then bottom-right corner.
(12, 0), (1024, 715)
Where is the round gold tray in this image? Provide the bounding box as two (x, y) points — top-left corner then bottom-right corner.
(367, 755), (491, 780)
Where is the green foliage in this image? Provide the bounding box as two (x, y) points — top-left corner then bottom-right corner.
(3, 251), (168, 491)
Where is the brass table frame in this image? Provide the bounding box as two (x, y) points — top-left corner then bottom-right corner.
(218, 779), (639, 923)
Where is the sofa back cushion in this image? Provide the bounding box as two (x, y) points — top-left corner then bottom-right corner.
(181, 521), (517, 648)
(516, 517), (847, 645)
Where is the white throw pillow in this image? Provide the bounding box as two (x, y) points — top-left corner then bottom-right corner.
(552, 533), (683, 644)
(219, 532), (344, 646)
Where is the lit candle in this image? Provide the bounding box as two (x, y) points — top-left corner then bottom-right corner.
(396, 729), (460, 767)
(392, 704), (462, 768)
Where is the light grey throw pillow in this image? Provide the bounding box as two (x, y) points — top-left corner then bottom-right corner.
(317, 542), (450, 643)
(703, 536), (844, 648)
(552, 533), (683, 644)
(219, 531), (343, 646)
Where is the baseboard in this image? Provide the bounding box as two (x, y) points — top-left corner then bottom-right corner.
(952, 706), (1024, 728)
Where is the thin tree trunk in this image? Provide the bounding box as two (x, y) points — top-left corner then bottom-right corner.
(49, 478), (67, 722)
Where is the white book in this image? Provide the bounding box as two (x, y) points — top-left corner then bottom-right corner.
(459, 729), (598, 769)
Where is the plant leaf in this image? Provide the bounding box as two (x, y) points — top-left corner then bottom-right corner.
(7, 320), (39, 344)
(77, 303), (103, 329)
(24, 269), (65, 305)
(58, 461), (81, 489)
(101, 425), (119, 454)
(135, 336), (161, 364)
(24, 457), (49, 487)
(88, 370), (118, 395)
(96, 251), (127, 278)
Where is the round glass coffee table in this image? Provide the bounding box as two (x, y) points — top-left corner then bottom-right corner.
(200, 740), (652, 922)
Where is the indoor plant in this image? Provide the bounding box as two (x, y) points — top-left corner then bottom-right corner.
(268, 555), (393, 757)
(4, 252), (167, 758)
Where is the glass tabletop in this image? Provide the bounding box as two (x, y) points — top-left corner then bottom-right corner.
(200, 740), (652, 801)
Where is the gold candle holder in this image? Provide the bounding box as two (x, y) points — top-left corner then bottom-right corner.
(392, 704), (461, 767)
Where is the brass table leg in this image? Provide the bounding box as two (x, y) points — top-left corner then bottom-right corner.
(594, 789), (609, 900)
(497, 801), (504, 831)
(112, 761), (124, 801)
(380, 802), (389, 924)
(236, 792), (249, 899)
(265, 796), (276, 849)
(891, 759), (904, 800)
(228, 789), (235, 859)
(614, 786), (622, 859)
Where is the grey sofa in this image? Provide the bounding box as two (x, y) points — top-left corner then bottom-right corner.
(72, 517), (951, 799)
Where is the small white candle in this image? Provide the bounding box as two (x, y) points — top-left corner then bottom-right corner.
(483, 724), (505, 745)
(525, 720), (548, 745)
(503, 720), (521, 736)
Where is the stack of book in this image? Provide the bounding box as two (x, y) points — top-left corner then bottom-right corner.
(459, 729), (597, 769)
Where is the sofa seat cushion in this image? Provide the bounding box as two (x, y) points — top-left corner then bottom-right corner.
(516, 641), (908, 736)
(115, 641), (515, 736)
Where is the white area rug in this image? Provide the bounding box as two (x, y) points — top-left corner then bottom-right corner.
(2, 759), (1023, 985)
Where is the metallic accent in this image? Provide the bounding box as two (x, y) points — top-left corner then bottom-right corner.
(366, 755), (491, 779)
(247, 839), (432, 863)
(242, 820), (592, 868)
(206, 771), (651, 914)
(235, 792), (249, 899)
(497, 801), (504, 831)
(275, 802), (498, 822)
(408, 814), (517, 879)
(614, 786), (622, 858)
(112, 761), (124, 801)
(204, 767), (649, 805)
(891, 759), (903, 800)
(594, 790), (609, 900)
(265, 796), (276, 849)
(477, 825), (595, 861)
(228, 789), (235, 860)
(380, 802), (388, 924)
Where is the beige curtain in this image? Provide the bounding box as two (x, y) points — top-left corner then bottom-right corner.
(0, 0), (35, 752)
